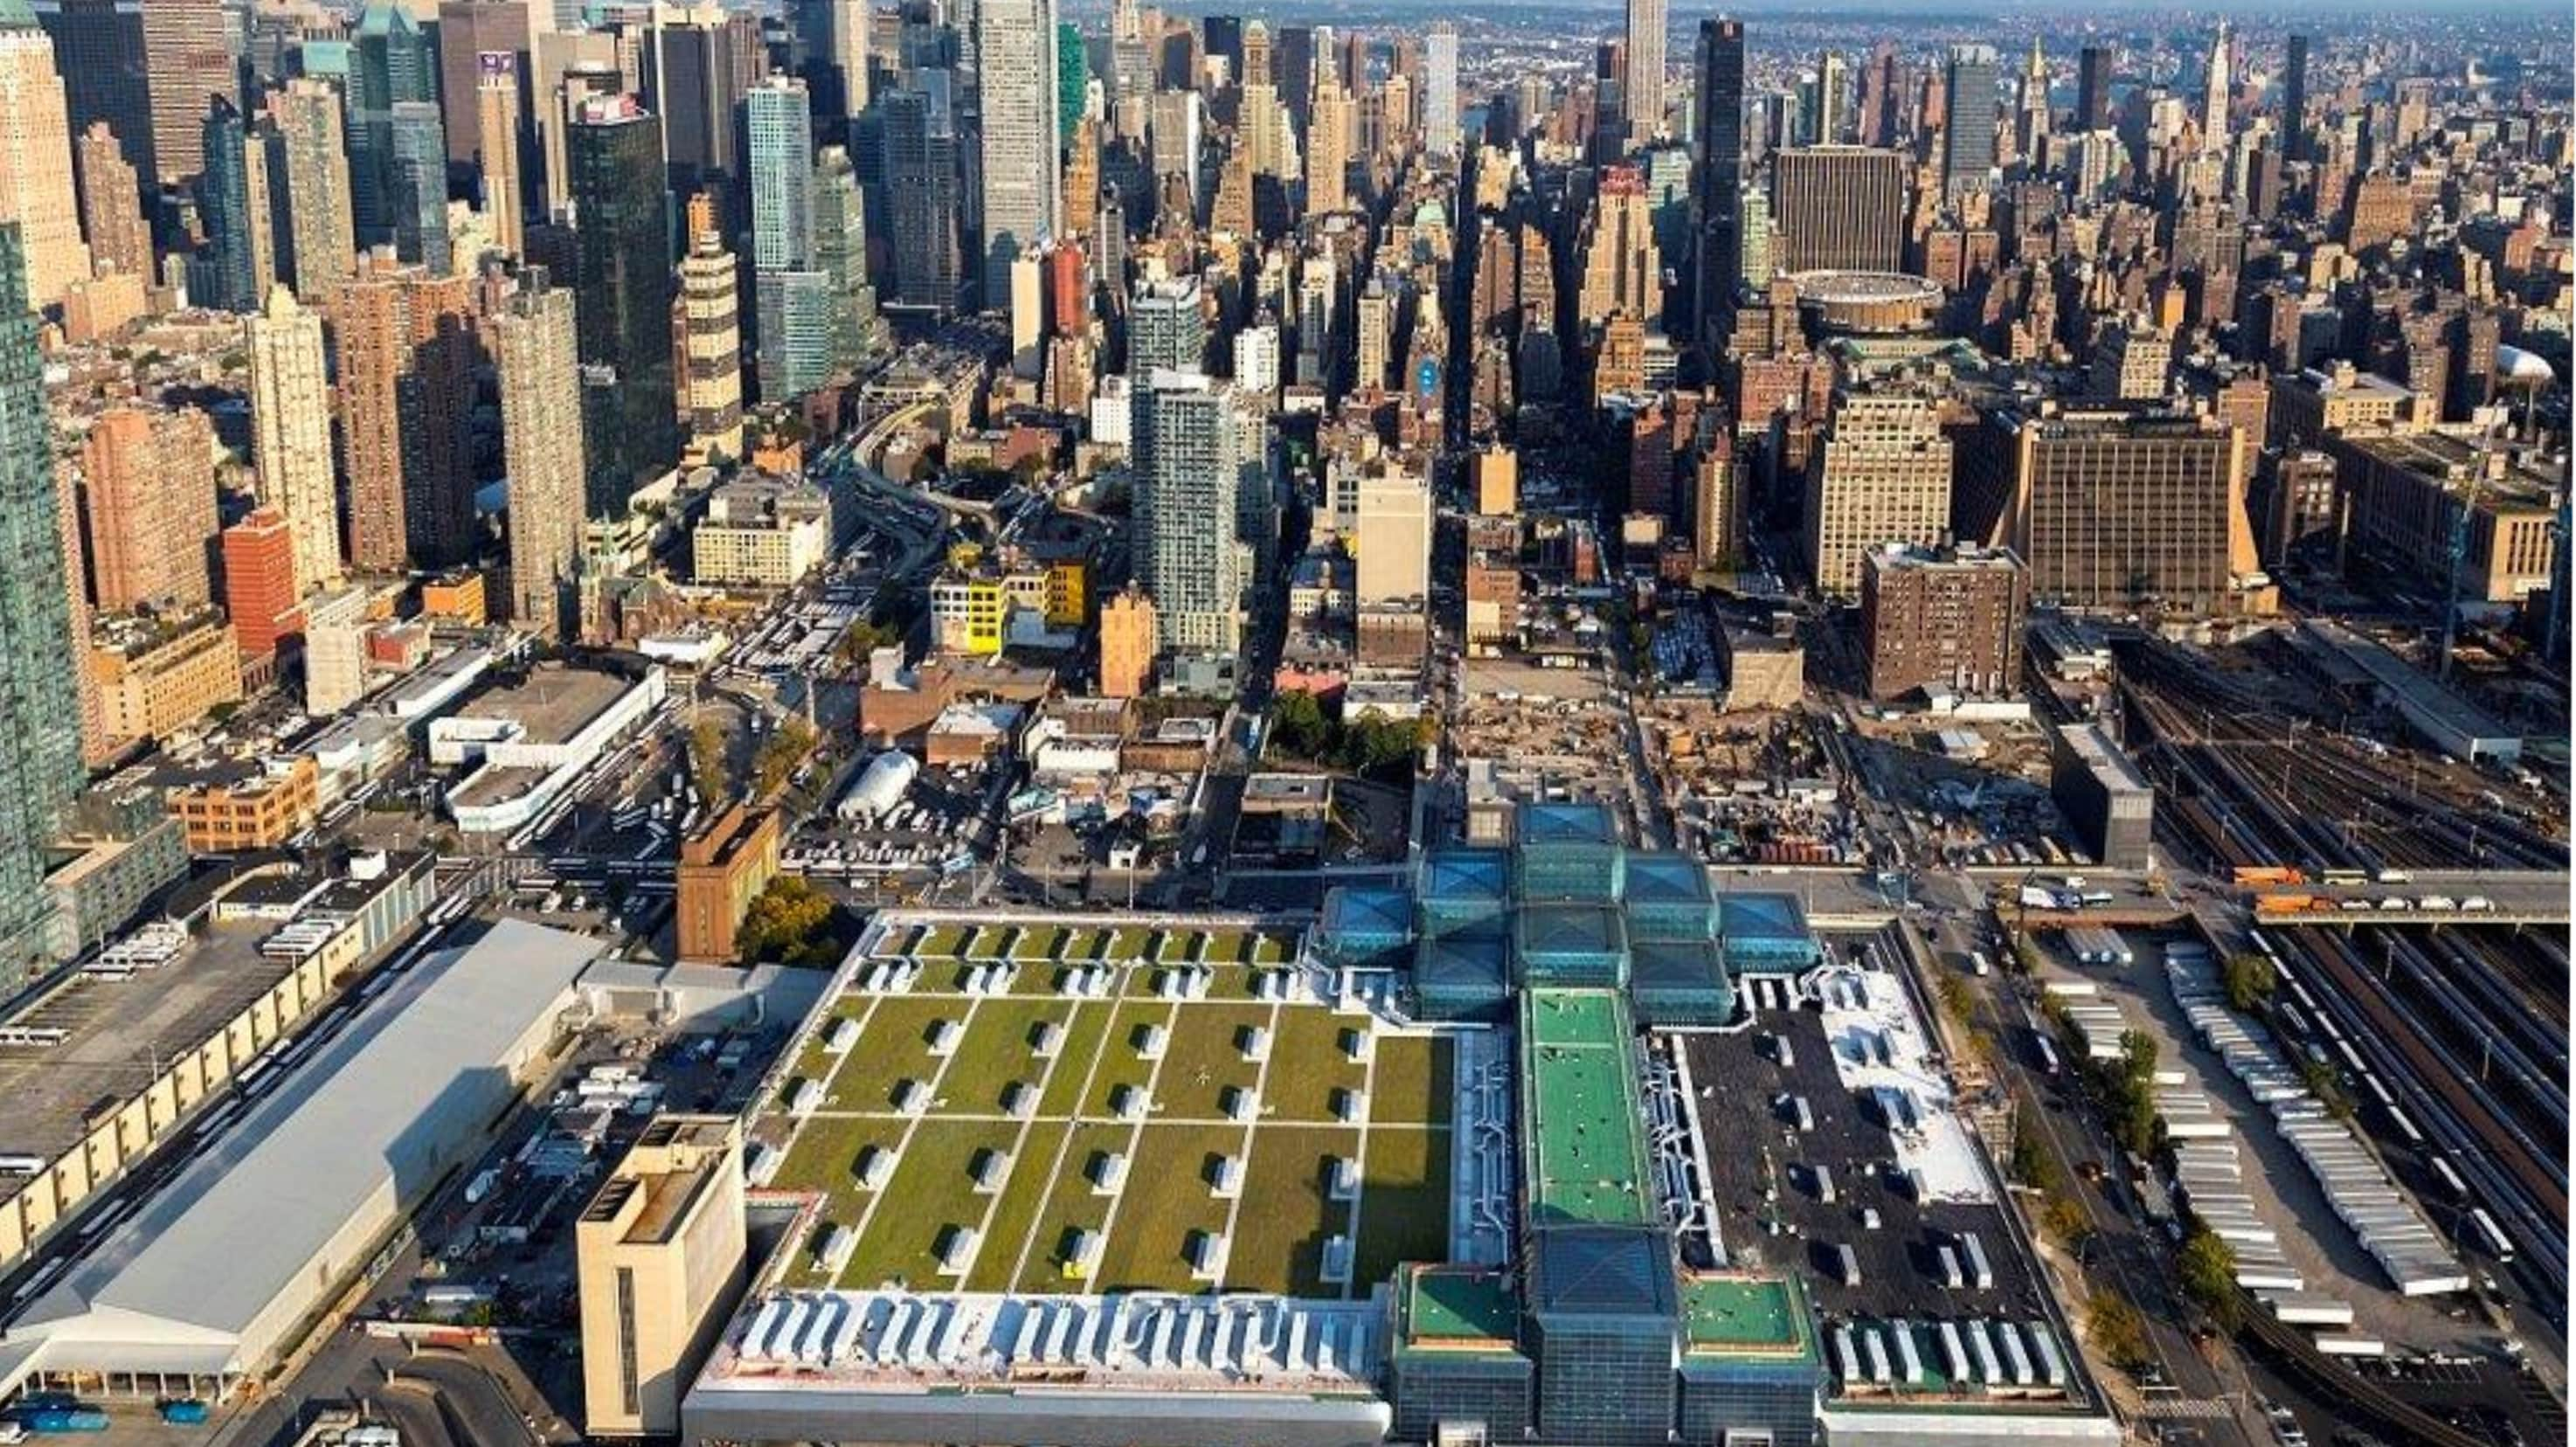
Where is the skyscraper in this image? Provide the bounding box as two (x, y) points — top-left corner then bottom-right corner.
(1770, 145), (1904, 273)
(1811, 50), (1847, 145)
(883, 72), (966, 315)
(745, 76), (830, 400)
(34, 0), (154, 192)
(644, 4), (765, 211)
(569, 93), (680, 511)
(977, 0), (1061, 305)
(1690, 17), (1744, 349)
(1803, 390), (1954, 597)
(1423, 24), (1458, 156)
(387, 100), (452, 273)
(2200, 23), (2230, 155)
(350, 3), (436, 250)
(0, 225), (86, 975)
(246, 286), (341, 596)
(1576, 164), (1657, 328)
(814, 144), (879, 370)
(435, 0), (530, 170)
(821, 0), (870, 120)
(1624, 0), (1665, 142)
(193, 96), (258, 312)
(78, 405), (218, 613)
(477, 52), (526, 257)
(1941, 44), (1998, 197)
(677, 192), (745, 460)
(72, 122), (146, 280)
(1129, 275), (1208, 375)
(336, 259), (479, 571)
(493, 277), (585, 639)
(2282, 35), (2310, 163)
(2075, 45), (2112, 134)
(272, 80), (355, 306)
(0, 4), (87, 308)
(1132, 371), (1264, 654)
(138, 0), (226, 184)
(1306, 68), (1349, 214)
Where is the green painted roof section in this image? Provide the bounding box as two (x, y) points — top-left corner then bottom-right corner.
(1682, 1273), (1818, 1360)
(1397, 1265), (1520, 1353)
(1519, 988), (1656, 1229)
(0, 0), (37, 31)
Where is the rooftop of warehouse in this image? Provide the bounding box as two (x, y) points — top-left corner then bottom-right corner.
(453, 663), (638, 744)
(1520, 989), (1655, 1229)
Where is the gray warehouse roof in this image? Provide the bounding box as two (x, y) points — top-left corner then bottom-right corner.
(3, 919), (596, 1381)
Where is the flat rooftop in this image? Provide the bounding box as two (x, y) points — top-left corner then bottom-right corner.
(1520, 990), (1655, 1229)
(1683, 1272), (1816, 1360)
(454, 665), (633, 744)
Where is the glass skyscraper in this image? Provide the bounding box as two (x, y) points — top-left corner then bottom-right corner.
(193, 96), (258, 312)
(570, 93), (679, 515)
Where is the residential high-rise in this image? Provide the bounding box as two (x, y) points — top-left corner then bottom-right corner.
(882, 73), (966, 315)
(1859, 543), (2028, 700)
(745, 76), (831, 401)
(1129, 275), (1207, 375)
(976, 0), (1061, 304)
(0, 225), (86, 974)
(2282, 35), (2309, 162)
(1132, 370), (1264, 654)
(1098, 583), (1156, 696)
(138, 0), (226, 185)
(2075, 45), (2111, 134)
(1690, 17), (1744, 349)
(34, 0), (153, 192)
(569, 93), (680, 511)
(677, 194), (745, 460)
(814, 144), (879, 371)
(1624, 0), (1665, 142)
(350, 3), (436, 250)
(72, 122), (145, 279)
(492, 278), (585, 639)
(575, 1118), (748, 1439)
(2089, 320), (2171, 400)
(246, 286), (341, 595)
(78, 405), (218, 613)
(1802, 391), (1953, 597)
(336, 258), (479, 571)
(271, 80), (356, 306)
(0, 4), (87, 308)
(1940, 43), (1998, 197)
(1422, 23), (1458, 156)
(476, 52), (526, 257)
(192, 96), (258, 312)
(1769, 145), (1903, 273)
(220, 508), (301, 661)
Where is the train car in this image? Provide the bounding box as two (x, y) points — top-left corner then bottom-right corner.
(2469, 1208), (2515, 1263)
(2033, 1034), (2062, 1077)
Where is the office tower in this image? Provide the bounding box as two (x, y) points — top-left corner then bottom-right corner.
(1423, 23), (1458, 156)
(1277, 24), (1314, 137)
(978, 0), (1061, 304)
(477, 52), (526, 257)
(1151, 87), (1201, 201)
(270, 80), (354, 306)
(437, 1), (531, 170)
(1130, 276), (1207, 375)
(1735, 182), (1771, 287)
(1856, 42), (1901, 148)
(0, 5), (85, 308)
(246, 287), (340, 595)
(814, 145), (879, 370)
(34, 0), (152, 191)
(492, 279), (585, 638)
(1577, 164), (1657, 328)
(1354, 467), (1430, 604)
(78, 405), (218, 613)
(569, 93), (680, 510)
(2014, 38), (2049, 161)
(1858, 543), (2028, 700)
(646, 4), (765, 209)
(1622, 0), (1665, 142)
(2075, 45), (2111, 134)
(1690, 17), (1744, 348)
(190, 97), (258, 312)
(350, 3), (436, 250)
(1803, 391), (1953, 597)
(1940, 44), (1998, 197)
(1811, 50), (1846, 144)
(220, 508), (301, 661)
(677, 194), (745, 460)
(1132, 372), (1262, 654)
(72, 123), (145, 279)
(1241, 19), (1271, 87)
(2200, 23), (2230, 154)
(576, 1118), (748, 1440)
(138, 0), (225, 185)
(823, 0), (871, 119)
(1056, 19), (1087, 135)
(883, 73), (966, 315)
(534, 32), (620, 220)
(387, 101), (450, 273)
(336, 259), (479, 571)
(1306, 70), (1348, 214)
(745, 76), (829, 401)
(1980, 404), (2246, 614)
(0, 226), (84, 975)
(2282, 35), (2309, 163)
(1770, 145), (1903, 273)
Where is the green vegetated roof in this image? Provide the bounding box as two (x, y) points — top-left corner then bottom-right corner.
(1519, 989), (1655, 1229)
(1683, 1273), (1817, 1360)
(1397, 1264), (1521, 1353)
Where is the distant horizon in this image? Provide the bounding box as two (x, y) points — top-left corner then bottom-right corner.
(1070, 0), (2576, 24)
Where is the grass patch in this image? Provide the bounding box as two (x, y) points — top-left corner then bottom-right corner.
(962, 1119), (1070, 1291)
(916, 924), (965, 956)
(1105, 927), (1151, 962)
(939, 997), (1073, 1115)
(1011, 925), (1063, 960)
(1251, 931), (1296, 965)
(964, 925), (1007, 960)
(1030, 999), (1117, 1118)
(1094, 1122), (1241, 1292)
(1010, 1121), (1132, 1290)
(1368, 1034), (1456, 1127)
(1075, 1000), (1174, 1118)
(1152, 1003), (1272, 1120)
(836, 1118), (1023, 1290)
(1353, 1126), (1452, 1287)
(769, 1113), (904, 1198)
(824, 995), (956, 1111)
(1235, 1125), (1362, 1296)
(1201, 931), (1245, 965)
(1156, 929), (1201, 964)
(1267, 1008), (1370, 1124)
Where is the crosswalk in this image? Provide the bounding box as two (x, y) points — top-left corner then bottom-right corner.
(2136, 1395), (2234, 1420)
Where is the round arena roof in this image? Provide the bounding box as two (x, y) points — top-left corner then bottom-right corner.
(1785, 270), (1945, 307)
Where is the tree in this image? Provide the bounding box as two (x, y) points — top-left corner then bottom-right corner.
(1935, 972), (1975, 1027)
(689, 717), (731, 801)
(835, 618), (897, 668)
(1271, 691), (1331, 758)
(2010, 1123), (2061, 1192)
(754, 719), (819, 798)
(2088, 1291), (2152, 1370)
(738, 876), (840, 965)
(2298, 1057), (2353, 1118)
(2042, 1193), (2095, 1250)
(2221, 951), (2277, 1013)
(2177, 1227), (2241, 1328)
